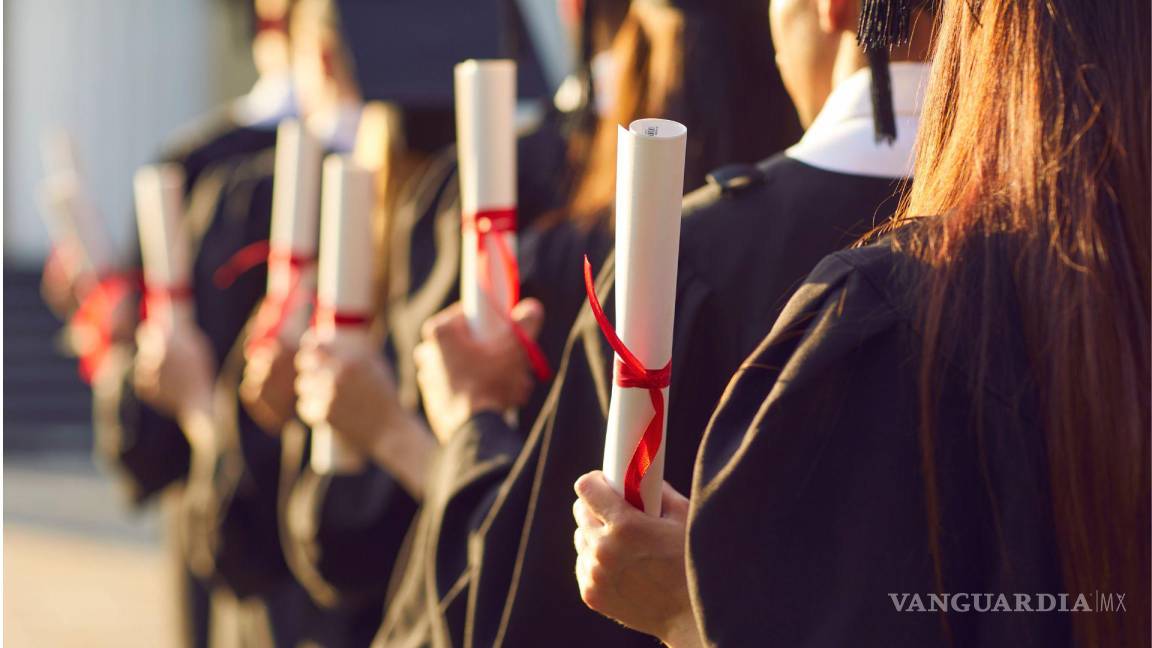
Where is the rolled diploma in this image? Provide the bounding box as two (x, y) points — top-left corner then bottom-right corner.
(454, 59), (518, 341)
(602, 119), (687, 516)
(134, 163), (193, 328)
(39, 172), (113, 279)
(268, 119), (322, 342)
(310, 155), (375, 474)
(39, 132), (113, 278)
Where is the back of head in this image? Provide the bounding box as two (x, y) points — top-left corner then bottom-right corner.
(568, 0), (802, 224)
(895, 2), (1150, 645)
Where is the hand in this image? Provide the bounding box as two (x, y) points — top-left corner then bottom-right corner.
(40, 250), (82, 318)
(573, 471), (702, 648)
(413, 299), (544, 443)
(133, 320), (216, 422)
(295, 333), (437, 499)
(294, 333), (404, 454)
(240, 339), (298, 434)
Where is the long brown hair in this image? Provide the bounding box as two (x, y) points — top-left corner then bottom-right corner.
(567, 1), (801, 224)
(891, 1), (1150, 646)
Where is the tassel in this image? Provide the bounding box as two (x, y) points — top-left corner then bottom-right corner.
(868, 49), (898, 144)
(857, 0), (913, 51)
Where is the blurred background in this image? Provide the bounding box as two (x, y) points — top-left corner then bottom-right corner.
(5, 3), (257, 646)
(2, 1), (568, 645)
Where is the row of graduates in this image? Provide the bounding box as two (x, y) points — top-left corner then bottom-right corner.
(47, 0), (1149, 646)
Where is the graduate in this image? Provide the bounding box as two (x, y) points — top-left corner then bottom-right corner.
(87, 4), (295, 647)
(93, 0), (296, 510)
(573, 0), (1151, 646)
(406, 0), (936, 645)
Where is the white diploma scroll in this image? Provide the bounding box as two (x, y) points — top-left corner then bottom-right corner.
(134, 163), (193, 328)
(39, 132), (113, 279)
(267, 119), (323, 342)
(454, 59), (518, 340)
(602, 119), (687, 516)
(310, 155), (376, 474)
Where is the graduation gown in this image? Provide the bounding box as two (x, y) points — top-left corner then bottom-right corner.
(377, 155), (906, 646)
(689, 237), (1069, 647)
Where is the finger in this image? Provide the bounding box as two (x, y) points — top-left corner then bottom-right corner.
(298, 329), (317, 350)
(574, 471), (628, 524)
(295, 346), (324, 375)
(573, 527), (593, 556)
(510, 298), (545, 341)
(660, 481), (691, 522)
(573, 498), (605, 530)
(413, 341), (435, 373)
(420, 301), (465, 342)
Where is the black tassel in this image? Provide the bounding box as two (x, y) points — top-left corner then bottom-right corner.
(857, 0), (912, 51)
(868, 49), (897, 144)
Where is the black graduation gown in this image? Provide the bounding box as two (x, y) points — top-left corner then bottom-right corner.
(277, 113), (581, 636)
(376, 156), (907, 646)
(689, 239), (1069, 647)
(93, 112), (278, 506)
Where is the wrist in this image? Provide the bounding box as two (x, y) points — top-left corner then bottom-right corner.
(369, 413), (436, 500)
(178, 400), (219, 455)
(662, 610), (704, 648)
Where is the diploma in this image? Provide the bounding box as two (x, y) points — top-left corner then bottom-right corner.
(38, 131), (113, 280)
(134, 163), (193, 329)
(454, 59), (518, 341)
(600, 119), (687, 515)
(259, 119), (323, 346)
(310, 155), (376, 474)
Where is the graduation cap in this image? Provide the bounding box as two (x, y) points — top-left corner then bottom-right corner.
(857, 0), (932, 144)
(334, 0), (548, 108)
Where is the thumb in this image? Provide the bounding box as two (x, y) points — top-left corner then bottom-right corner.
(510, 298), (545, 341)
(660, 480), (691, 522)
(574, 471), (628, 524)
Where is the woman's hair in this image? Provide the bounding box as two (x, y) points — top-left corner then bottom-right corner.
(892, 1), (1150, 645)
(567, 1), (801, 225)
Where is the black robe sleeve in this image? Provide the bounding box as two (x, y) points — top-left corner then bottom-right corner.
(688, 244), (1068, 648)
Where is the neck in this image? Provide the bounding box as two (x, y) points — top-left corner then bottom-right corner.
(830, 32), (869, 92)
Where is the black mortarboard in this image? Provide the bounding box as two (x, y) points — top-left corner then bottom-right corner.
(857, 0), (926, 144)
(334, 0), (547, 108)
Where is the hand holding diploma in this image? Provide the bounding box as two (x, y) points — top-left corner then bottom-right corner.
(572, 470), (701, 648)
(413, 299), (544, 444)
(303, 155), (376, 474)
(132, 163), (216, 449)
(239, 119), (322, 432)
(294, 332), (435, 499)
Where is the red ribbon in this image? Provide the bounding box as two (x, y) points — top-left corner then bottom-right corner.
(141, 283), (193, 322)
(69, 274), (135, 383)
(213, 240), (317, 352)
(463, 208), (553, 382)
(583, 256), (671, 512)
(312, 304), (372, 330)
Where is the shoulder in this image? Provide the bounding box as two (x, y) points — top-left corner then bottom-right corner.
(159, 108), (273, 166)
(774, 238), (916, 335)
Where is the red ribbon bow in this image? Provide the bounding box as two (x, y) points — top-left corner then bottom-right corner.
(583, 256), (671, 512)
(213, 240), (317, 352)
(69, 274), (135, 383)
(464, 208), (553, 382)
